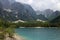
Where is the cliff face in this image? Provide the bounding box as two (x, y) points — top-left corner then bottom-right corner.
(0, 0), (37, 21)
(0, 0), (10, 9)
(0, 1), (37, 21)
(36, 9), (53, 18)
(0, 0), (15, 9)
(0, 2), (2, 10)
(37, 14), (48, 21)
(0, 2), (3, 18)
(11, 2), (37, 21)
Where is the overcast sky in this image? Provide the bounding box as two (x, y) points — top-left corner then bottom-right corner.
(15, 0), (60, 11)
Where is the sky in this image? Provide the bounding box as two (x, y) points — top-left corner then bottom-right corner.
(15, 0), (60, 11)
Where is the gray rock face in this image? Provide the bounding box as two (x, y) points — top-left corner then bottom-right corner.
(0, 2), (2, 11)
(36, 9), (53, 17)
(36, 9), (54, 21)
(9, 0), (15, 4)
(43, 9), (53, 18)
(0, 0), (10, 9)
(0, 2), (3, 17)
(37, 14), (48, 21)
(11, 2), (37, 21)
(48, 11), (60, 21)
(0, 0), (15, 9)
(0, 1), (37, 21)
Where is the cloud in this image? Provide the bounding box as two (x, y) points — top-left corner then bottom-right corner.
(56, 3), (60, 10)
(15, 0), (33, 4)
(27, 0), (33, 4)
(15, 0), (60, 11)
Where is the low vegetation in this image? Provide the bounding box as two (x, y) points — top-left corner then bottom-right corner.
(0, 18), (16, 40)
(16, 21), (60, 27)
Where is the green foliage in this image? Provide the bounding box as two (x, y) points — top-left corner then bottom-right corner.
(0, 18), (16, 40)
(16, 21), (51, 27)
(15, 21), (60, 27)
(0, 33), (5, 40)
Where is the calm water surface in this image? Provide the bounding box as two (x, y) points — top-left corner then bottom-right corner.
(15, 28), (60, 40)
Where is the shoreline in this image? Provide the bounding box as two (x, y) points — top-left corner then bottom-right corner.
(19, 27), (43, 28)
(5, 33), (24, 40)
(13, 33), (24, 40)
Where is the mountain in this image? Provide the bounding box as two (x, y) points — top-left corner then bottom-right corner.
(23, 4), (37, 20)
(43, 9), (53, 18)
(1, 0), (60, 21)
(36, 9), (54, 18)
(9, 0), (15, 4)
(0, 2), (3, 17)
(0, 0), (15, 9)
(51, 15), (60, 23)
(0, 9), (17, 21)
(36, 9), (60, 21)
(36, 9), (54, 21)
(0, 2), (2, 11)
(0, 0), (10, 9)
(37, 14), (48, 21)
(11, 2), (37, 21)
(48, 11), (60, 21)
(0, 1), (37, 21)
(36, 10), (43, 15)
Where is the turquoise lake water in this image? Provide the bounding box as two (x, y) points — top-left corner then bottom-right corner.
(15, 28), (60, 40)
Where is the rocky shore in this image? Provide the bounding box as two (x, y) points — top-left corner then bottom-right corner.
(4, 33), (24, 40)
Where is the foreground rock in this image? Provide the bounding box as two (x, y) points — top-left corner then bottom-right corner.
(4, 34), (24, 40)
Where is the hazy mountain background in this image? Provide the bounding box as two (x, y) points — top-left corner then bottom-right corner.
(15, 0), (60, 11)
(0, 0), (60, 22)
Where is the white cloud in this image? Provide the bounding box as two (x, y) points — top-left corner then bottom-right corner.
(56, 3), (60, 10)
(15, 0), (33, 4)
(15, 0), (60, 11)
(27, 0), (33, 4)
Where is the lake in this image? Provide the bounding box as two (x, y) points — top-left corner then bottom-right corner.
(15, 28), (60, 40)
